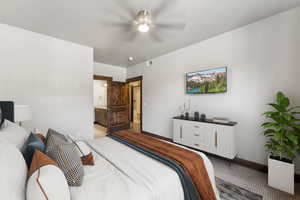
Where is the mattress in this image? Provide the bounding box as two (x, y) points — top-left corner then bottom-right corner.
(70, 137), (220, 200)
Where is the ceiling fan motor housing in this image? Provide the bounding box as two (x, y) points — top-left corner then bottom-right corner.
(135, 10), (152, 28)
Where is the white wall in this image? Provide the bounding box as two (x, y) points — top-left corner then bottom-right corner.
(94, 62), (127, 82)
(127, 7), (300, 173)
(0, 23), (94, 139)
(94, 80), (107, 108)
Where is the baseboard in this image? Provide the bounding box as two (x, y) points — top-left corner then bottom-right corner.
(141, 130), (300, 183)
(234, 158), (268, 173)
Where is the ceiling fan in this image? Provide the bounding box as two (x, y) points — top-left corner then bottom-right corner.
(103, 0), (186, 42)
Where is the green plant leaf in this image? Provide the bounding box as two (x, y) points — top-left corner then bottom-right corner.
(261, 122), (278, 128)
(283, 113), (292, 121)
(287, 134), (298, 145)
(288, 106), (300, 111)
(282, 97), (290, 108)
(262, 92), (300, 159)
(291, 124), (300, 130)
(263, 129), (275, 134)
(276, 92), (285, 104)
(268, 103), (286, 112)
(263, 111), (278, 116)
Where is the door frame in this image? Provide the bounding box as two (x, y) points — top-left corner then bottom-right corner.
(126, 76), (143, 132)
(93, 75), (112, 131)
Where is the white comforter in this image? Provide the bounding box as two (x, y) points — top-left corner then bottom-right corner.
(70, 137), (220, 200)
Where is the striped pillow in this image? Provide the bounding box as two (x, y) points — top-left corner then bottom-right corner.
(66, 135), (94, 166)
(46, 140), (84, 186)
(45, 129), (67, 145)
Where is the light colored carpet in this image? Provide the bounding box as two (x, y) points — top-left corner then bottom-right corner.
(209, 156), (300, 200)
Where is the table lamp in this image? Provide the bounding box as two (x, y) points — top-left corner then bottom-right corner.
(14, 105), (32, 126)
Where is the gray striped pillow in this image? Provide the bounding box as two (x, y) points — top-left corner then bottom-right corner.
(46, 129), (68, 144)
(46, 141), (84, 186)
(45, 131), (67, 153)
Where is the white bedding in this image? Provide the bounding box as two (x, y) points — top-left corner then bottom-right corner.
(70, 136), (220, 200)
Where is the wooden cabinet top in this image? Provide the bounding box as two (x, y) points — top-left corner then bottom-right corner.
(173, 116), (237, 126)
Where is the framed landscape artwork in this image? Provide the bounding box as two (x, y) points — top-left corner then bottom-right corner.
(186, 67), (227, 94)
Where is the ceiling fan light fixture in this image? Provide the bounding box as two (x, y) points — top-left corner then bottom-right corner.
(138, 23), (150, 33)
(135, 10), (152, 33)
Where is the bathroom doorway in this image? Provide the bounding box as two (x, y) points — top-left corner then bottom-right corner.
(127, 76), (143, 133)
(93, 75), (112, 138)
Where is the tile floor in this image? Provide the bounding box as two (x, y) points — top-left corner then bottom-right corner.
(94, 124), (107, 138)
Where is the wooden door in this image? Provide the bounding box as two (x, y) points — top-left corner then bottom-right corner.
(107, 81), (130, 132)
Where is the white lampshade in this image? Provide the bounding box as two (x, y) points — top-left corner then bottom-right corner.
(14, 105), (32, 122)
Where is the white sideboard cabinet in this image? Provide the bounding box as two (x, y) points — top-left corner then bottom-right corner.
(173, 118), (237, 159)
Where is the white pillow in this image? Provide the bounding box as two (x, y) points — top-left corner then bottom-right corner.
(27, 165), (71, 200)
(0, 120), (29, 149)
(0, 139), (27, 200)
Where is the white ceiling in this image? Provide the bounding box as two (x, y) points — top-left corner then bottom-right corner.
(0, 0), (300, 67)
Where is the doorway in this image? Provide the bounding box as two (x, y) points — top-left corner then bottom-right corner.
(93, 75), (112, 138)
(127, 76), (143, 133)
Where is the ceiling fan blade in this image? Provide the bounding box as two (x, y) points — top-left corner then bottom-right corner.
(152, 0), (177, 19)
(101, 21), (132, 28)
(114, 0), (136, 19)
(154, 22), (186, 30)
(125, 31), (139, 42)
(149, 31), (164, 42)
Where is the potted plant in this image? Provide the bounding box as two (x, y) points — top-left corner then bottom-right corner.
(262, 91), (300, 194)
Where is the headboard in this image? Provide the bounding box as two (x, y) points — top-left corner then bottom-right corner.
(0, 101), (14, 122)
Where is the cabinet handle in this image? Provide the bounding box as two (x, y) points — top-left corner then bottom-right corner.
(194, 143), (200, 147)
(180, 126), (183, 139)
(215, 131), (218, 147)
(194, 125), (199, 128)
(194, 133), (199, 137)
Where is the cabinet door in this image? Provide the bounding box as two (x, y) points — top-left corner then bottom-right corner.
(205, 124), (218, 155)
(215, 125), (236, 159)
(173, 119), (184, 143)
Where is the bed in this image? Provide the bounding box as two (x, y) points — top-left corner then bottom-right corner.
(0, 101), (220, 200)
(71, 137), (220, 200)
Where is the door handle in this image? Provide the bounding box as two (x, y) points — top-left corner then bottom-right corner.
(215, 131), (218, 147)
(180, 126), (183, 139)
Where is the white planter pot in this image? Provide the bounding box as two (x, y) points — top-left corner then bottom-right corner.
(268, 156), (294, 194)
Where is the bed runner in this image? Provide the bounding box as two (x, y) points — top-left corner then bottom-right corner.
(109, 130), (216, 200)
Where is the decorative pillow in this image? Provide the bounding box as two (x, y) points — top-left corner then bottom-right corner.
(67, 135), (94, 166)
(46, 140), (84, 186)
(0, 107), (4, 130)
(35, 133), (46, 143)
(45, 129), (68, 153)
(0, 139), (27, 200)
(22, 133), (46, 167)
(45, 129), (67, 143)
(0, 119), (29, 149)
(27, 150), (71, 200)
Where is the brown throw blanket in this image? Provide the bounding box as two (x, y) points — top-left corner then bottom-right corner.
(112, 130), (216, 200)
